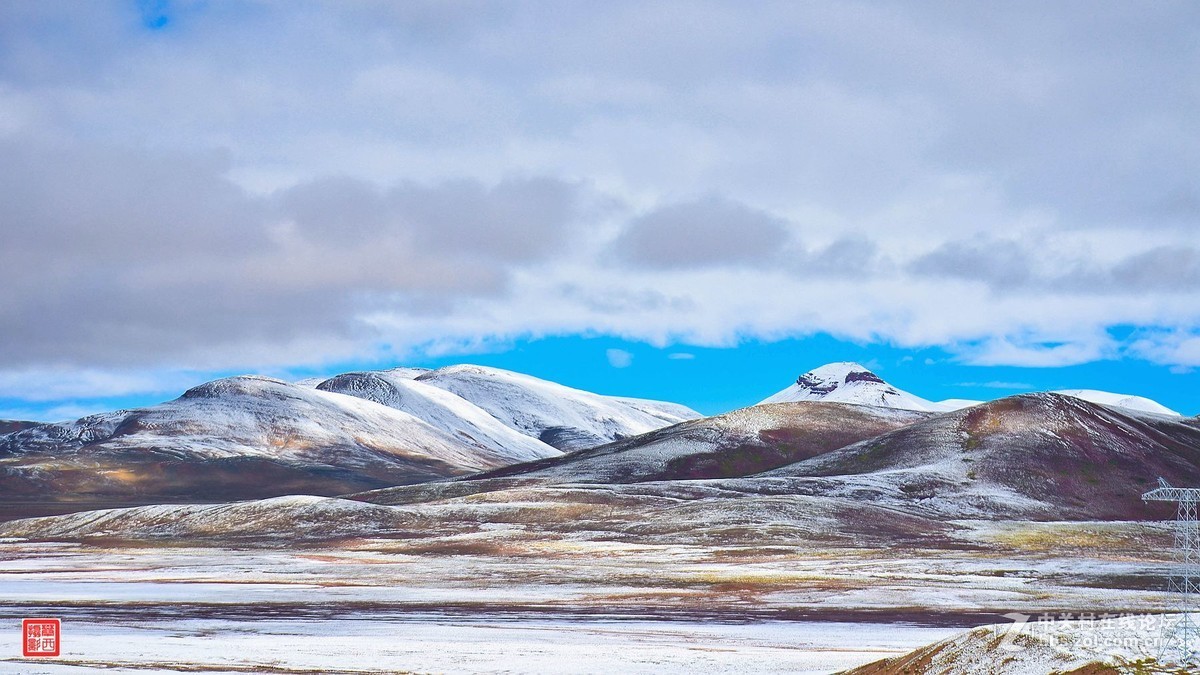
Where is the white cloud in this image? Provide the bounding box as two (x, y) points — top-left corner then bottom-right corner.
(0, 367), (202, 402)
(955, 381), (1034, 390)
(1129, 332), (1200, 368)
(667, 352), (695, 360)
(0, 1), (1198, 403)
(0, 403), (114, 424)
(953, 336), (1116, 368)
(605, 348), (634, 369)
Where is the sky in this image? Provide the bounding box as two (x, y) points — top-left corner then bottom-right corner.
(0, 1), (1198, 420)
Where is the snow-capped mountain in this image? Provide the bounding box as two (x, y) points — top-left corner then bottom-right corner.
(8, 392), (1200, 543)
(762, 392), (1200, 520)
(760, 363), (1183, 419)
(1053, 389), (1180, 417)
(316, 364), (699, 453)
(462, 401), (931, 485)
(412, 365), (701, 451)
(0, 375), (526, 514)
(5, 357), (1188, 527)
(0, 365), (702, 517)
(3, 374), (494, 469)
(760, 362), (970, 412)
(316, 370), (561, 463)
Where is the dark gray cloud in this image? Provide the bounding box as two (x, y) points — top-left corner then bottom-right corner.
(611, 196), (791, 269)
(1107, 247), (1200, 292)
(908, 238), (1200, 294)
(0, 138), (296, 365)
(277, 176), (390, 242)
(0, 139), (268, 259)
(786, 238), (890, 278)
(558, 284), (696, 315)
(279, 175), (580, 262)
(609, 196), (888, 278)
(389, 177), (580, 261)
(0, 137), (584, 367)
(907, 239), (1034, 288)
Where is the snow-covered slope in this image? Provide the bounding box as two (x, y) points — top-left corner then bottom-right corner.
(0, 365), (701, 515)
(761, 362), (966, 412)
(846, 615), (1168, 674)
(0, 495), (420, 541)
(465, 401), (931, 485)
(934, 398), (983, 410)
(413, 365), (700, 451)
(295, 367), (426, 389)
(1053, 388), (1180, 416)
(4, 375), (490, 468)
(316, 370), (561, 464)
(0, 376), (516, 510)
(759, 392), (1200, 520)
(761, 362), (1182, 420)
(606, 397), (702, 425)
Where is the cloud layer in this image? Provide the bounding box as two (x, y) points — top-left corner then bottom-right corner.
(0, 1), (1198, 398)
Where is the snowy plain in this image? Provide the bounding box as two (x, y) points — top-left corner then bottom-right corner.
(1, 616), (959, 674)
(0, 523), (1178, 674)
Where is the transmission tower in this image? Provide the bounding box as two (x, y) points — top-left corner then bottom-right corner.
(1143, 477), (1200, 665)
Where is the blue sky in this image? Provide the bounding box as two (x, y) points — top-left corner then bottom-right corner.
(387, 334), (1200, 416)
(3, 332), (1196, 421)
(0, 2), (1198, 420)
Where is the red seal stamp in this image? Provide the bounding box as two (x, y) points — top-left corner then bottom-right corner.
(22, 618), (61, 657)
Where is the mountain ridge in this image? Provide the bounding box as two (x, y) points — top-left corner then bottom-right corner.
(755, 392), (1200, 519)
(411, 364), (700, 451)
(0, 367), (698, 519)
(760, 362), (973, 412)
(760, 361), (1183, 418)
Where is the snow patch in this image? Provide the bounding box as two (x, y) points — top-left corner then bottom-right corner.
(761, 362), (955, 412)
(1053, 388), (1180, 417)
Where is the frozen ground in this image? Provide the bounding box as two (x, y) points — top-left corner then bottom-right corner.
(1, 615), (957, 674)
(0, 529), (1179, 673)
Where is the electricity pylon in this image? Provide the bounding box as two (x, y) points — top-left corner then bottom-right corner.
(1143, 477), (1200, 665)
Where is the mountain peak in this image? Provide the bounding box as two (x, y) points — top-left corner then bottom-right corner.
(762, 362), (960, 412)
(179, 375), (291, 400)
(794, 362), (883, 391)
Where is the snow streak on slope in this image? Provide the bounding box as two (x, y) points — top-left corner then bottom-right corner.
(607, 397), (702, 425)
(1053, 388), (1180, 417)
(760, 362), (969, 412)
(0, 495), (419, 540)
(317, 370), (561, 464)
(469, 402), (930, 484)
(0, 376), (525, 511)
(0, 365), (703, 514)
(414, 365), (701, 451)
(759, 392), (1200, 520)
(4, 375), (492, 469)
